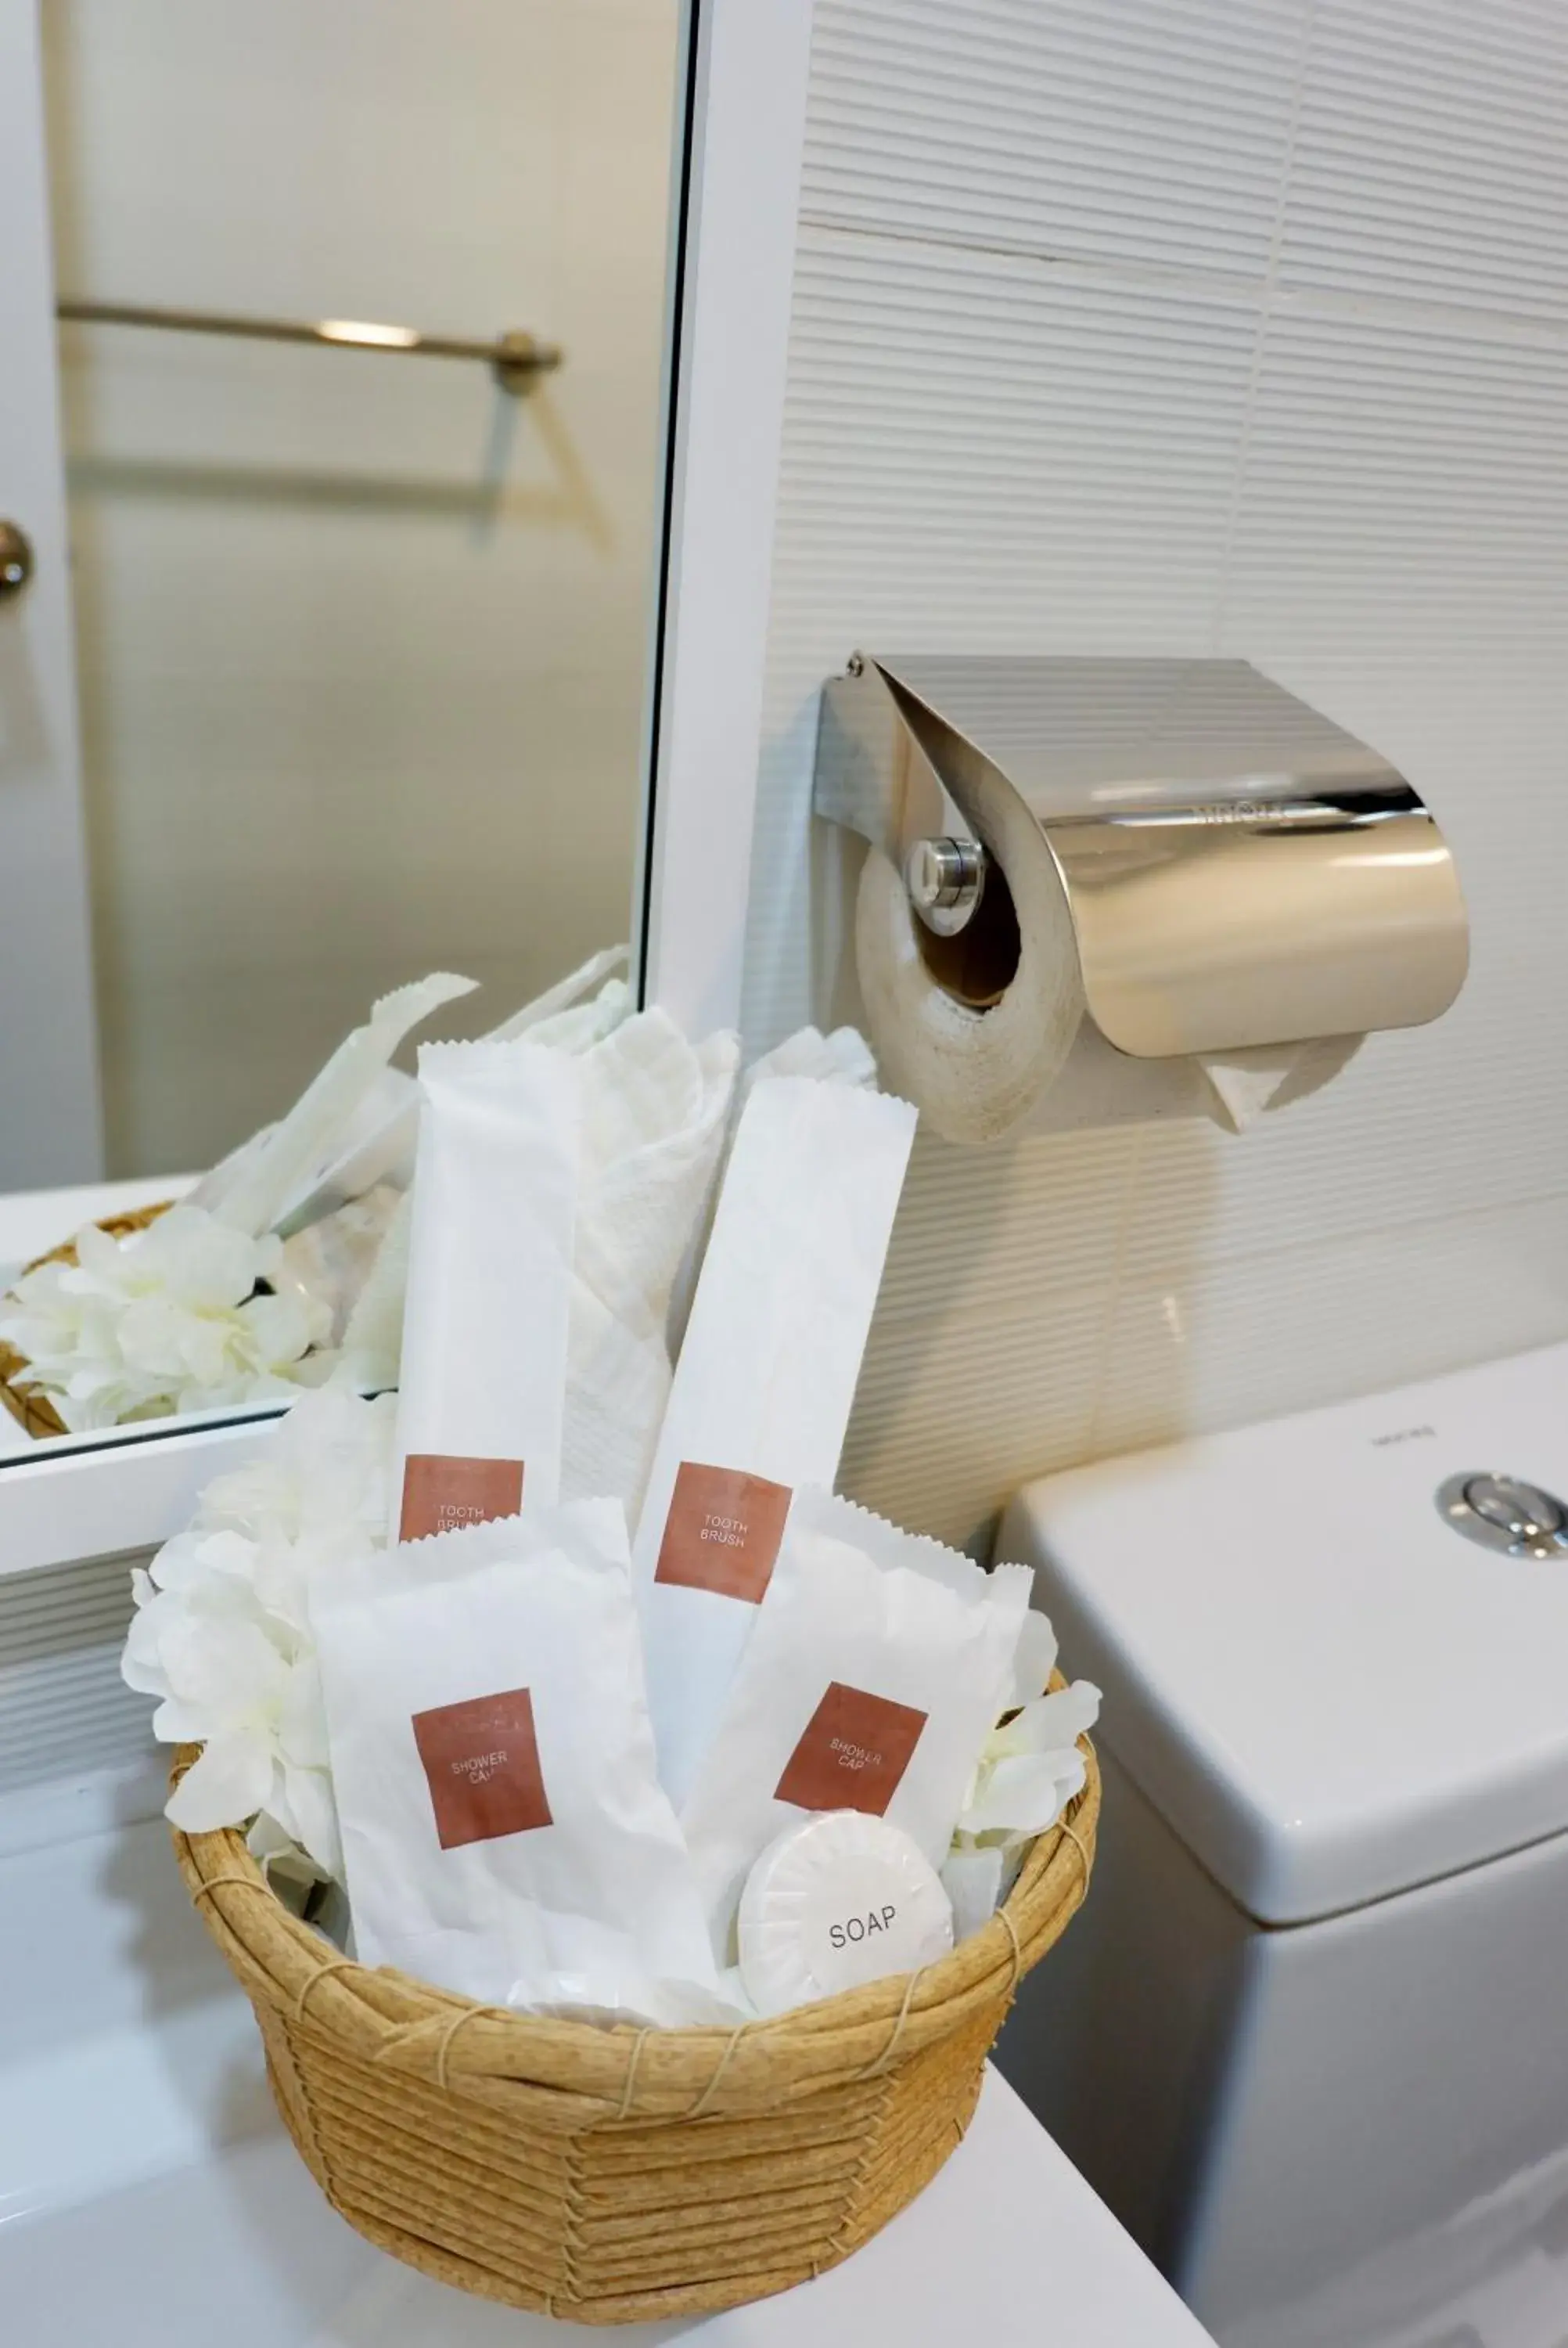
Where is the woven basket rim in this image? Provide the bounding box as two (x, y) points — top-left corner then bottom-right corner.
(171, 1721), (1098, 2129)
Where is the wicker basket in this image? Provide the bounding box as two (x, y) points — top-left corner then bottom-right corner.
(172, 1722), (1098, 2325)
(0, 1201), (174, 1438)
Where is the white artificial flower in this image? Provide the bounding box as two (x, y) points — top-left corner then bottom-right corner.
(940, 1673), (1100, 1940)
(952, 1680), (1102, 1855)
(121, 1388), (395, 1878)
(0, 1203), (333, 1431)
(196, 1379), (396, 1556)
(1010, 1609), (1059, 1709)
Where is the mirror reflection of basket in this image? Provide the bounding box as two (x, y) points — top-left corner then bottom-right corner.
(0, 1201), (174, 1438)
(174, 1720), (1097, 2324)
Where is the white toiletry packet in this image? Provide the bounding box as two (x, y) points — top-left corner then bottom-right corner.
(679, 1487), (1032, 1961)
(633, 1076), (918, 1808)
(311, 1504), (721, 2019)
(195, 971), (478, 1237)
(277, 946), (628, 1241)
(393, 1038), (580, 1540)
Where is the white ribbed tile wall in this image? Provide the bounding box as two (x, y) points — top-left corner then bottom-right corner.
(775, 232), (1259, 635)
(1224, 309), (1568, 650)
(803, 0), (1306, 279)
(840, 1273), (1110, 1556)
(0, 1550), (153, 1794)
(1281, 1), (1568, 322)
(750, 0), (1568, 1547)
(1094, 1194), (1568, 1462)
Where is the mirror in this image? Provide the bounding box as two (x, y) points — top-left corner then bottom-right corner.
(0, 0), (689, 1460)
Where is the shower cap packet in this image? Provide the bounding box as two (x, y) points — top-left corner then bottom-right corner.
(310, 1503), (720, 2021)
(679, 1487), (1032, 1962)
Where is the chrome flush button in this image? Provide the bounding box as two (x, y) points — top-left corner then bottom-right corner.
(1436, 1472), (1568, 1558)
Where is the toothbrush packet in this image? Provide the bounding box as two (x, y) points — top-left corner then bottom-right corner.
(632, 1076), (917, 1807)
(392, 1038), (580, 1540)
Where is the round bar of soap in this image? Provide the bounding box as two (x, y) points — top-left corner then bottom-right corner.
(737, 1811), (955, 2015)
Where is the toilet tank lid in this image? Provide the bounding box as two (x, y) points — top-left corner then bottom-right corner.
(1001, 1344), (1568, 1925)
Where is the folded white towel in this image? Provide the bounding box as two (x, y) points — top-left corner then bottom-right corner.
(562, 1012), (739, 1514)
(339, 991), (740, 1518)
(664, 1024), (880, 1355)
(739, 1021), (876, 1101)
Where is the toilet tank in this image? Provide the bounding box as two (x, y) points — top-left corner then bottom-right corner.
(995, 1345), (1568, 2342)
(998, 1341), (1568, 1925)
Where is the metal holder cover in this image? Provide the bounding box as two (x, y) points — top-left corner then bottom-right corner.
(814, 654), (1469, 1059)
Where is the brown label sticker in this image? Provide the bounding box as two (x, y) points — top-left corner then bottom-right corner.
(399, 1453), (523, 1544)
(412, 1686), (552, 1849)
(653, 1461), (793, 1604)
(773, 1681), (929, 1817)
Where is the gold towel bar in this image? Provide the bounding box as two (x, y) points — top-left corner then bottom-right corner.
(56, 297), (561, 394)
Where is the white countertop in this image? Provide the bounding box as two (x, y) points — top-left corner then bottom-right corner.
(0, 1810), (1214, 2347)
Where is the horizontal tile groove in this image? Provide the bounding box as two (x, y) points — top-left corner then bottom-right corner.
(794, 221), (1568, 351)
(0, 1553), (149, 1787)
(0, 1677), (149, 1724)
(0, 1579), (137, 1631)
(798, 221), (1568, 350)
(812, 9), (1302, 91)
(0, 1648), (147, 1709)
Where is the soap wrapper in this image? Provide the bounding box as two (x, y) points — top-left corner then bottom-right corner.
(311, 1504), (719, 2019)
(679, 1487), (1032, 1962)
(393, 1039), (580, 1538)
(737, 1811), (952, 2016)
(633, 1077), (917, 1809)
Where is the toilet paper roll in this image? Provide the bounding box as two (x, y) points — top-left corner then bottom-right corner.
(854, 750), (1086, 1144)
(854, 778), (1361, 1143)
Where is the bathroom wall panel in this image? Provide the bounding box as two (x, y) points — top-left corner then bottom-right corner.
(874, 1124), (1139, 1327)
(1280, 0), (1568, 322)
(1092, 1194), (1568, 1467)
(1225, 308), (1568, 650)
(776, 235), (1260, 630)
(803, 0), (1305, 280)
(840, 1274), (1109, 1554)
(755, 0), (1568, 1546)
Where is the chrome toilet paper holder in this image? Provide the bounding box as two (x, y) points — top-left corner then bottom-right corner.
(813, 654), (1469, 1057)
